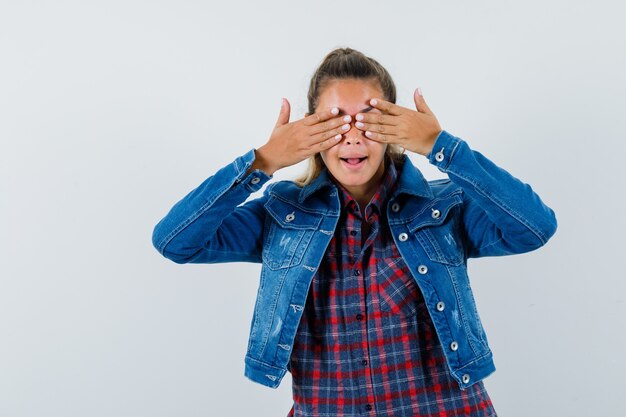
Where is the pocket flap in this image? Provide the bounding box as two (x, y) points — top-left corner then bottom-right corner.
(265, 196), (323, 230)
(407, 193), (463, 232)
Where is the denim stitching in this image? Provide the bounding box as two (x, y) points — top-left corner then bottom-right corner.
(156, 179), (241, 253)
(454, 172), (548, 245)
(446, 263), (482, 356)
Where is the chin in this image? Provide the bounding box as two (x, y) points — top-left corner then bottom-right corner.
(334, 173), (373, 185)
(328, 164), (379, 187)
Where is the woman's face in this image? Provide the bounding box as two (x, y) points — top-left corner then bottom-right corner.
(314, 78), (388, 202)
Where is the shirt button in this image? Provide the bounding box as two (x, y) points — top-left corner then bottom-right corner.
(391, 202), (400, 212)
(462, 374), (470, 384)
(436, 301), (445, 311)
(356, 313), (364, 320)
(350, 230), (357, 236)
(435, 150), (445, 162)
(365, 404), (373, 411)
(354, 269), (361, 276)
(431, 208), (441, 219)
(285, 213), (295, 222)
(361, 359), (368, 365)
(418, 265), (428, 274)
(250, 176), (260, 184)
(450, 341), (459, 351)
(398, 232), (408, 242)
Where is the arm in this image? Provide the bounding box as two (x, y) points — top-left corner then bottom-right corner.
(151, 149), (272, 264)
(427, 130), (558, 258)
(152, 99), (353, 264)
(351, 93), (557, 258)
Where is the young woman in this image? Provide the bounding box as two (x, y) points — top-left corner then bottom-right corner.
(152, 47), (557, 417)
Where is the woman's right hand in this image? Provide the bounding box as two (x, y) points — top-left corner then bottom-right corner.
(249, 98), (352, 176)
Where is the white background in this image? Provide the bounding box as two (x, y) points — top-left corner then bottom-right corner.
(1, 1), (625, 416)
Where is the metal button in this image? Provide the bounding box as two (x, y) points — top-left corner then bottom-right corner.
(356, 313), (364, 320)
(365, 404), (373, 411)
(462, 374), (470, 384)
(361, 359), (368, 365)
(450, 341), (458, 351)
(398, 232), (408, 242)
(435, 150), (445, 162)
(436, 301), (445, 311)
(431, 208), (441, 219)
(250, 176), (260, 184)
(418, 265), (428, 274)
(391, 202), (400, 212)
(354, 269), (361, 276)
(350, 230), (358, 236)
(285, 212), (295, 222)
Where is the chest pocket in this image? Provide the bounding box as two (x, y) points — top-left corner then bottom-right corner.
(263, 196), (323, 270)
(408, 193), (465, 266)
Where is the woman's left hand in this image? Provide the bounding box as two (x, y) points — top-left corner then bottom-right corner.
(353, 88), (443, 156)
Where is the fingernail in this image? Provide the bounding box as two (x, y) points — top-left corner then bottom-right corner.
(356, 122), (364, 128)
(366, 131), (373, 137)
(335, 134), (342, 140)
(370, 99), (377, 106)
(356, 114), (364, 121)
(342, 124), (350, 130)
(418, 87), (423, 96)
(331, 107), (339, 115)
(343, 115), (351, 122)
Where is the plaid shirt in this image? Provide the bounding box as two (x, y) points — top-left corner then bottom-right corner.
(286, 158), (497, 417)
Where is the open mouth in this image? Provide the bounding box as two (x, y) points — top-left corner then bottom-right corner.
(340, 157), (367, 165)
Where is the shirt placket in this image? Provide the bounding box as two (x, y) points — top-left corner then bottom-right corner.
(348, 201), (382, 415)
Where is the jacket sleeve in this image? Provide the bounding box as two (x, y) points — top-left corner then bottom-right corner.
(427, 130), (558, 258)
(151, 149), (273, 264)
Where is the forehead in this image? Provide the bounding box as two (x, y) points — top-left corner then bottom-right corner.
(317, 79), (383, 114)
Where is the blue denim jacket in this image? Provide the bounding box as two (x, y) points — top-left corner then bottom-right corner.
(152, 130), (557, 390)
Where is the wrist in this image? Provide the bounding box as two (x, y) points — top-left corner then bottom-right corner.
(250, 146), (279, 176)
(421, 129), (443, 157)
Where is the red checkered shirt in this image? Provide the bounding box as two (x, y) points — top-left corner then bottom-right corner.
(286, 158), (497, 417)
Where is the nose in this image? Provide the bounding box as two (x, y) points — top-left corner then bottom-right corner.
(344, 123), (362, 145)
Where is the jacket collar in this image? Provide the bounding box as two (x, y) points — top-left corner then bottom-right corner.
(297, 153), (433, 204)
(393, 154), (434, 199)
(298, 167), (335, 204)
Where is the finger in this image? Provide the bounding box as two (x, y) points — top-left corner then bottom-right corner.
(302, 107), (340, 126)
(275, 98), (291, 128)
(354, 112), (397, 126)
(364, 130), (399, 144)
(354, 119), (398, 137)
(306, 122), (351, 147)
(309, 114), (352, 136)
(413, 87), (434, 116)
(311, 131), (344, 152)
(368, 98), (403, 116)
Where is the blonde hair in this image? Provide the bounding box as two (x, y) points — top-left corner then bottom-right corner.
(294, 47), (405, 187)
